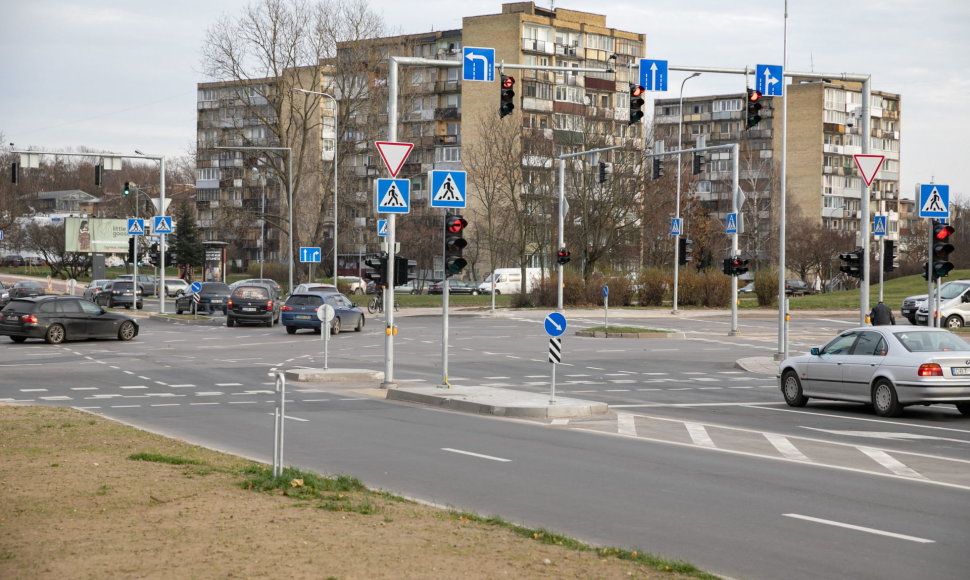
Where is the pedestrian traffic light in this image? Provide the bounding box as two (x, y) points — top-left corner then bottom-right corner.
(557, 248), (571, 265)
(931, 219), (955, 280)
(95, 164), (103, 186)
(500, 75), (515, 118)
(127, 237), (136, 263)
(444, 213), (468, 277)
(922, 262), (931, 281)
(123, 181), (131, 196)
(10, 162), (18, 184)
(692, 153), (705, 175)
(364, 254), (388, 288)
(652, 158), (664, 180)
(678, 237), (693, 266)
(628, 84), (645, 125)
(598, 161), (609, 184)
(745, 89), (763, 128)
(839, 249), (863, 279)
(883, 239), (898, 273)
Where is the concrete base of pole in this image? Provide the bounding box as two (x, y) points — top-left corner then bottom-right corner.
(670, 309), (680, 315)
(380, 381), (399, 389)
(729, 330), (742, 336)
(773, 352), (786, 361)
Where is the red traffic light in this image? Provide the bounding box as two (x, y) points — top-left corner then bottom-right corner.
(502, 75), (515, 89)
(747, 89), (762, 102)
(447, 216), (467, 234)
(630, 85), (645, 98)
(935, 224), (955, 240)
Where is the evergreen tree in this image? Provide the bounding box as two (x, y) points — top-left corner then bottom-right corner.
(169, 202), (204, 280)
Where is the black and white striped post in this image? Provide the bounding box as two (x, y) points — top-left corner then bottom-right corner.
(548, 337), (562, 404)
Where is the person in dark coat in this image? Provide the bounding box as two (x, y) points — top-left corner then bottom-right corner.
(870, 301), (895, 325)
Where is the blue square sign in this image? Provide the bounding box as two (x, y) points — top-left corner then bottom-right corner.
(918, 184), (949, 218)
(376, 179), (410, 214)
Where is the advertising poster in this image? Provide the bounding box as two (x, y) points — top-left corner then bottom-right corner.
(64, 217), (131, 254)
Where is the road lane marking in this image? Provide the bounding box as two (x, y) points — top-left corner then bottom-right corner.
(782, 514), (934, 544)
(858, 447), (926, 479)
(120, 386), (147, 389)
(764, 433), (809, 461)
(40, 396), (72, 401)
(169, 384), (196, 388)
(71, 387), (98, 391)
(617, 414), (637, 436)
(685, 423), (716, 448)
(441, 448), (511, 462)
(21, 388), (47, 392)
(150, 403), (181, 407)
(215, 383), (243, 387)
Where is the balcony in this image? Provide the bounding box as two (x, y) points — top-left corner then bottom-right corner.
(521, 38), (553, 54)
(434, 107), (460, 120)
(435, 134), (461, 146)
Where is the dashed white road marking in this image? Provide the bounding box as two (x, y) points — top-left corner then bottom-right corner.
(617, 414), (637, 436)
(441, 448), (511, 462)
(783, 514), (934, 544)
(764, 433), (809, 461)
(858, 447), (927, 479)
(685, 422), (716, 448)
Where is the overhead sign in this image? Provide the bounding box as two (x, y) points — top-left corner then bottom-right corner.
(756, 64), (784, 96)
(726, 213), (738, 234)
(853, 154), (885, 187)
(299, 247), (322, 263)
(153, 216), (173, 234)
(374, 141), (414, 178)
(639, 59), (668, 92)
(872, 215), (887, 236)
(377, 219), (388, 237)
(127, 218), (145, 235)
(462, 46), (495, 82)
(544, 312), (567, 337)
(918, 184), (949, 218)
(376, 178), (411, 214)
(670, 217), (682, 236)
(429, 170), (466, 208)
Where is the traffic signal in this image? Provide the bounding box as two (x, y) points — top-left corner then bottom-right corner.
(883, 239), (898, 273)
(598, 162), (609, 184)
(745, 89), (763, 128)
(722, 256), (749, 276)
(922, 262), (930, 281)
(444, 213), (468, 277)
(10, 162), (18, 184)
(499, 75), (515, 118)
(123, 181), (131, 196)
(628, 84), (645, 125)
(722, 258), (733, 276)
(678, 237), (693, 266)
(149, 242), (160, 266)
(95, 164), (103, 186)
(931, 219), (955, 280)
(692, 153), (705, 175)
(839, 249), (863, 279)
(127, 237), (136, 263)
(557, 248), (571, 265)
(364, 254), (388, 288)
(394, 256), (410, 287)
(652, 158), (664, 180)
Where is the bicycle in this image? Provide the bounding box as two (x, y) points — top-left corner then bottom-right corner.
(366, 292), (398, 314)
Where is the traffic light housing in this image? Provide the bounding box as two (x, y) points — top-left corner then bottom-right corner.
(931, 219), (955, 280)
(692, 153), (705, 175)
(95, 164), (103, 186)
(149, 242), (160, 266)
(722, 258), (733, 276)
(598, 162), (609, 184)
(628, 84), (645, 125)
(557, 248), (571, 265)
(652, 158), (664, 180)
(10, 162), (18, 184)
(500, 75), (515, 118)
(722, 256), (749, 276)
(123, 181), (131, 196)
(444, 213), (468, 277)
(394, 256), (410, 287)
(127, 237), (136, 263)
(883, 239), (898, 273)
(745, 89), (763, 128)
(364, 254), (388, 288)
(678, 237), (693, 266)
(839, 249), (863, 279)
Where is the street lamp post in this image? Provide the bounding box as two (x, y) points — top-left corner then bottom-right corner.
(294, 88), (339, 287)
(133, 151), (166, 314)
(672, 72), (701, 314)
(252, 167), (267, 279)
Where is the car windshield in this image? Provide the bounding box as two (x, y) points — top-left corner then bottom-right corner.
(939, 282), (970, 300)
(232, 286), (269, 299)
(200, 283), (229, 293)
(286, 294), (326, 307)
(893, 331), (970, 352)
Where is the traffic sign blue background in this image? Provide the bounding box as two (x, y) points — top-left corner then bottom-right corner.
(153, 216), (173, 234)
(726, 213), (738, 234)
(376, 178), (411, 214)
(544, 312), (567, 337)
(127, 218), (145, 235)
(670, 218), (682, 236)
(639, 59), (668, 91)
(756, 64), (784, 96)
(462, 47), (495, 82)
(872, 215), (887, 236)
(189, 281), (202, 293)
(299, 247), (322, 263)
(377, 219), (388, 237)
(429, 170), (467, 208)
(918, 184), (949, 218)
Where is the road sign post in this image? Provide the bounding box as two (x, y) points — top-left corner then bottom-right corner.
(544, 312), (567, 404)
(316, 304), (335, 369)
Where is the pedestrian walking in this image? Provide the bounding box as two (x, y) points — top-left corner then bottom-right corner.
(870, 301), (895, 325)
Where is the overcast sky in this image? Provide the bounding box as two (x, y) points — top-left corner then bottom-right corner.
(3, 0), (967, 200)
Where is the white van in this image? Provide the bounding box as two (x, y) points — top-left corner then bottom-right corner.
(915, 280), (970, 327)
(478, 268), (546, 295)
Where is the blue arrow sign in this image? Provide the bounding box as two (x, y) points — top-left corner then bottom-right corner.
(639, 59), (668, 92)
(756, 64), (784, 96)
(189, 281), (202, 293)
(153, 216), (173, 234)
(872, 215), (887, 236)
(429, 170), (467, 208)
(127, 218), (145, 235)
(726, 213), (738, 234)
(377, 219), (388, 237)
(670, 218), (682, 236)
(544, 312), (567, 337)
(299, 247), (322, 263)
(918, 184), (949, 218)
(462, 47), (495, 82)
(376, 179), (411, 214)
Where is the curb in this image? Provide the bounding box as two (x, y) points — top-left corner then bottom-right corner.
(574, 330), (686, 339)
(385, 385), (608, 419)
(285, 368), (384, 383)
(148, 313), (223, 326)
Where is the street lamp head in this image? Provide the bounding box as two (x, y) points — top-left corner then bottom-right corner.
(688, 72), (701, 80)
(135, 150), (144, 155)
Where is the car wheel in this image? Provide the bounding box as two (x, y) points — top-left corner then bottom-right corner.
(136, 303), (143, 310)
(285, 325), (296, 335)
(956, 402), (970, 416)
(872, 379), (903, 417)
(355, 314), (364, 332)
(353, 288), (363, 295)
(945, 315), (964, 328)
(906, 316), (917, 325)
(176, 304), (184, 314)
(494, 290), (501, 295)
(781, 370), (808, 407)
(45, 324), (65, 344)
(223, 308), (228, 316)
(117, 321), (136, 341)
(471, 290), (479, 295)
(265, 317), (273, 328)
(227, 317), (235, 328)
(331, 317), (341, 335)
(10, 336), (27, 343)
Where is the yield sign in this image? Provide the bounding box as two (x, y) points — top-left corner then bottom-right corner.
(375, 141), (414, 178)
(853, 154), (885, 187)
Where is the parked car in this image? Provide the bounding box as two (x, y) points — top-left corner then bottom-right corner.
(0, 295), (138, 344)
(158, 278), (189, 297)
(83, 279), (113, 301)
(784, 279), (810, 296)
(115, 274), (157, 297)
(93, 281), (144, 309)
(739, 282), (756, 294)
(293, 283), (337, 294)
(778, 326), (970, 417)
(24, 256), (45, 266)
(394, 280), (423, 295)
(174, 282), (231, 315)
(427, 280), (481, 295)
(0, 281), (9, 306)
(230, 278), (283, 295)
(8, 280), (47, 299)
(226, 284), (280, 327)
(281, 291), (364, 335)
(337, 276), (367, 294)
(915, 280), (970, 327)
(1, 255), (25, 267)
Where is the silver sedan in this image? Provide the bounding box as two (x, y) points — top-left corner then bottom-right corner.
(779, 326), (970, 417)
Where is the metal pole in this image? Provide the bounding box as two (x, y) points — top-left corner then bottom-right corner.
(260, 174), (266, 280)
(557, 159), (565, 311)
(674, 73), (700, 315)
(287, 148), (294, 295)
(133, 190), (138, 308)
(778, 3), (790, 358)
(383, 57), (399, 389)
(859, 77), (872, 326)
(730, 143), (740, 336)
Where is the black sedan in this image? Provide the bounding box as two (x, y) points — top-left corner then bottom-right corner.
(427, 280), (481, 295)
(175, 282), (231, 315)
(0, 296), (138, 344)
(8, 280), (47, 299)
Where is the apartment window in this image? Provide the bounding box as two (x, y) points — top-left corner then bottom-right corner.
(554, 113), (583, 132)
(614, 38), (642, 57)
(585, 33), (614, 52)
(447, 67), (459, 82)
(713, 99), (741, 112)
(444, 94), (459, 108)
(197, 168), (221, 181)
(555, 85), (584, 104)
(446, 122), (460, 136)
(435, 147), (461, 163)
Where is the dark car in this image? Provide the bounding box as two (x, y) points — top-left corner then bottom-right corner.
(231, 278), (283, 296)
(83, 279), (112, 301)
(93, 281), (144, 309)
(9, 280), (47, 299)
(427, 280), (481, 295)
(281, 291), (364, 335)
(175, 282), (231, 315)
(1, 255), (25, 267)
(0, 281), (9, 306)
(227, 284), (280, 327)
(784, 279), (810, 296)
(0, 296), (138, 344)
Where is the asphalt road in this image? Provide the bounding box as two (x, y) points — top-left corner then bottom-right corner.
(2, 309), (968, 579)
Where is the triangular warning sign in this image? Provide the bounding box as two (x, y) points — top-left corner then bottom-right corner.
(375, 141), (414, 178)
(128, 220), (144, 234)
(853, 154), (885, 187)
(379, 183), (407, 207)
(433, 173), (463, 202)
(920, 187), (947, 213)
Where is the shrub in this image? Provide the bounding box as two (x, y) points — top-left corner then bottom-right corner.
(637, 268), (669, 306)
(755, 269), (779, 306)
(246, 262), (288, 286)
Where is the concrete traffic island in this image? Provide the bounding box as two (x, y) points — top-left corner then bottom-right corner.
(385, 385), (608, 419)
(285, 368), (385, 383)
(574, 330), (686, 339)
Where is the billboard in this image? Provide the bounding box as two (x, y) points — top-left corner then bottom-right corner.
(64, 217), (132, 254)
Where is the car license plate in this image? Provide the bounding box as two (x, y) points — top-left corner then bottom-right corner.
(296, 315), (311, 320)
(952, 367), (970, 376)
(211, 299), (222, 304)
(242, 307), (256, 312)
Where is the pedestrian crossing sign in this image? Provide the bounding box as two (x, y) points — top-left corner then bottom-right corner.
(377, 219), (388, 237)
(726, 213), (738, 234)
(376, 178), (410, 214)
(127, 218), (145, 235)
(872, 215), (887, 236)
(918, 184), (949, 218)
(429, 170), (466, 209)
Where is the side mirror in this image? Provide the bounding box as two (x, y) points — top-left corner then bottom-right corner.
(963, 294), (970, 303)
(810, 347), (821, 356)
